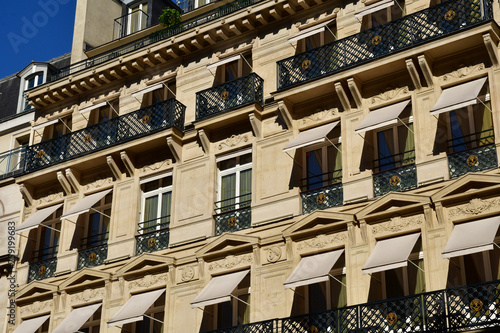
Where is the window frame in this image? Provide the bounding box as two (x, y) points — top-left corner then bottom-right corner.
(34, 206), (63, 262)
(296, 22), (337, 53)
(301, 138), (342, 191)
(127, 2), (148, 35)
(79, 305), (101, 333)
(362, 1), (405, 30)
(139, 173), (173, 233)
(215, 54), (252, 84)
(123, 292), (165, 333)
(81, 192), (112, 249)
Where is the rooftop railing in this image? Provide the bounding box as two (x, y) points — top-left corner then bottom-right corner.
(0, 146), (26, 180)
(277, 0), (492, 90)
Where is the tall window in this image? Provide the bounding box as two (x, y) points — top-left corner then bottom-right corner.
(140, 175), (172, 235)
(42, 117), (72, 141)
(128, 2), (148, 35)
(34, 206), (62, 262)
(296, 22), (337, 53)
(141, 81), (176, 108)
(80, 306), (101, 333)
(217, 152), (252, 213)
(362, 1), (404, 30)
(81, 193), (112, 250)
(88, 104), (114, 126)
(123, 293), (165, 333)
(303, 141), (342, 191)
(215, 54), (252, 84)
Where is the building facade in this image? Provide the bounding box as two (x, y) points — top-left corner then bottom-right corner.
(8, 0), (500, 331)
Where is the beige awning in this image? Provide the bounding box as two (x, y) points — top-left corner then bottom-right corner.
(79, 101), (107, 114)
(32, 118), (60, 131)
(108, 289), (165, 327)
(16, 203), (63, 233)
(60, 189), (112, 220)
(288, 19), (335, 44)
(442, 216), (500, 259)
(355, 100), (410, 134)
(283, 121), (340, 152)
(131, 83), (164, 99)
(207, 55), (241, 70)
(13, 315), (50, 333)
(52, 303), (101, 333)
(191, 270), (249, 308)
(362, 233), (420, 274)
(430, 77), (487, 115)
(284, 249), (344, 289)
(355, 0), (395, 19)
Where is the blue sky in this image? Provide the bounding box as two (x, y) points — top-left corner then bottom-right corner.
(0, 0), (77, 79)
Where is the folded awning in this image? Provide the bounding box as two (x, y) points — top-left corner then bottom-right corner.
(52, 303), (101, 333)
(191, 270), (249, 308)
(13, 315), (50, 333)
(60, 189), (112, 220)
(108, 289), (165, 327)
(288, 19), (335, 44)
(131, 83), (164, 99)
(283, 121), (340, 152)
(32, 118), (60, 131)
(362, 233), (420, 274)
(79, 101), (107, 114)
(430, 77), (487, 115)
(207, 54), (241, 70)
(442, 216), (500, 259)
(355, 100), (410, 134)
(16, 203), (63, 233)
(355, 0), (395, 19)
(284, 249), (344, 289)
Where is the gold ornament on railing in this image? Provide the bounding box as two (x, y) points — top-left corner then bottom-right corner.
(316, 193), (326, 204)
(148, 238), (156, 247)
(389, 175), (401, 186)
(445, 9), (456, 20)
(141, 115), (150, 124)
(36, 150), (45, 159)
(467, 155), (478, 166)
(228, 217), (237, 227)
(221, 91), (229, 100)
(372, 35), (382, 45)
(470, 299), (483, 312)
(84, 134), (92, 143)
(88, 252), (97, 262)
(38, 266), (46, 275)
(308, 326), (318, 333)
(301, 60), (311, 69)
(386, 312), (397, 325)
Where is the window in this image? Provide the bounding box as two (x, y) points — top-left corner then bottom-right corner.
(141, 81), (176, 108)
(214, 54), (252, 84)
(302, 139), (342, 191)
(216, 152), (252, 213)
(36, 318), (50, 333)
(22, 72), (44, 112)
(33, 206), (62, 262)
(122, 292), (165, 333)
(80, 192), (112, 251)
(362, 1), (404, 30)
(42, 117), (72, 141)
(201, 274), (250, 330)
(88, 104), (114, 126)
(296, 21), (337, 53)
(139, 175), (172, 238)
(128, 2), (148, 35)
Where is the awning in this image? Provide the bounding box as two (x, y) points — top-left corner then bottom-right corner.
(362, 233), (420, 274)
(79, 101), (107, 114)
(13, 315), (50, 333)
(284, 249), (344, 289)
(191, 270), (249, 308)
(108, 289), (164, 327)
(430, 77), (487, 115)
(16, 203), (63, 233)
(442, 216), (500, 259)
(131, 83), (164, 99)
(52, 303), (101, 333)
(355, 0), (395, 19)
(288, 19), (335, 44)
(32, 118), (59, 131)
(283, 121), (340, 152)
(60, 189), (112, 220)
(207, 54), (241, 70)
(355, 100), (410, 134)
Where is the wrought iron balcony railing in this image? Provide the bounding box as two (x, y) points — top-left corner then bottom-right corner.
(24, 99), (185, 173)
(201, 319), (277, 333)
(28, 245), (58, 282)
(214, 194), (251, 235)
(277, 0), (492, 90)
(195, 73), (264, 121)
(447, 130), (497, 179)
(136, 216), (170, 255)
(50, 0), (263, 81)
(216, 279), (500, 333)
(373, 150), (417, 197)
(77, 245), (108, 270)
(300, 170), (343, 214)
(0, 146), (26, 180)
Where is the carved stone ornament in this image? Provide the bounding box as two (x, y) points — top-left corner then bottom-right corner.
(181, 266), (195, 282)
(370, 86), (409, 104)
(129, 273), (168, 290)
(439, 63), (485, 82)
(297, 233), (347, 250)
(71, 288), (105, 303)
(217, 134), (250, 151)
(20, 300), (53, 315)
(141, 159), (173, 173)
(263, 117), (286, 136)
(300, 109), (338, 127)
(449, 197), (500, 217)
(266, 246), (282, 263)
(372, 215), (424, 234)
(36, 192), (64, 205)
(208, 254), (252, 271)
(84, 177), (113, 191)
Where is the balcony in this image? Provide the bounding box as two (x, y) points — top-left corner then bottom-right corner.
(50, 0), (264, 81)
(214, 194), (251, 236)
(202, 319), (277, 333)
(214, 279), (500, 333)
(28, 246), (57, 282)
(277, 0), (492, 90)
(448, 131), (497, 179)
(373, 150), (417, 197)
(24, 99), (185, 173)
(136, 216), (170, 255)
(301, 170), (343, 215)
(0, 146), (26, 180)
(196, 73), (264, 121)
(77, 233), (109, 270)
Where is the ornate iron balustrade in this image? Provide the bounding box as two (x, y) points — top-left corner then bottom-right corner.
(50, 0), (263, 81)
(301, 182), (343, 215)
(201, 319), (277, 333)
(28, 257), (57, 282)
(196, 73), (264, 121)
(136, 217), (170, 255)
(0, 146), (26, 180)
(77, 244), (108, 270)
(277, 0), (492, 90)
(373, 163), (418, 197)
(214, 194), (251, 235)
(24, 99), (185, 173)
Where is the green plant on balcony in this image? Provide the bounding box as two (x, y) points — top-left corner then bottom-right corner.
(159, 7), (181, 28)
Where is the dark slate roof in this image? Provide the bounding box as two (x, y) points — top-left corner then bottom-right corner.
(0, 74), (21, 120)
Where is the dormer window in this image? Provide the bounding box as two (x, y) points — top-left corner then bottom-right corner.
(17, 63), (48, 113)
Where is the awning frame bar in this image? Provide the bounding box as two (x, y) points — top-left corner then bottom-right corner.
(143, 314), (164, 324)
(328, 274), (347, 287)
(231, 294), (251, 307)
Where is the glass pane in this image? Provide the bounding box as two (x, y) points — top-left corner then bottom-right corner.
(377, 129), (395, 171)
(464, 252), (487, 284)
(221, 174), (236, 211)
(219, 158), (236, 171)
(130, 10), (139, 33)
(306, 149), (323, 190)
(37, 75), (44, 86)
(304, 33), (321, 51)
(328, 145), (342, 182)
(385, 268), (405, 299)
(161, 192), (172, 225)
(239, 153), (252, 165)
(225, 61), (238, 82)
(141, 3), (148, 30)
(309, 282), (327, 313)
(332, 275), (347, 308)
(144, 179), (160, 192)
(238, 294), (250, 325)
(240, 169), (252, 204)
(144, 196), (159, 230)
(450, 110), (468, 151)
(218, 301), (233, 329)
(399, 124), (415, 164)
